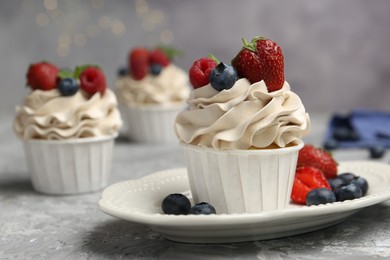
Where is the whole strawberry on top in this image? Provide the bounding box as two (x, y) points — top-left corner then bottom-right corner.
(232, 36), (284, 92)
(26, 62), (59, 91)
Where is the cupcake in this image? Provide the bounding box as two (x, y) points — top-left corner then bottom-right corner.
(115, 47), (190, 143)
(14, 62), (122, 195)
(174, 37), (311, 214)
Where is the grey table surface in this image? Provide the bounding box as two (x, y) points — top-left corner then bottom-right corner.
(1, 112), (390, 260)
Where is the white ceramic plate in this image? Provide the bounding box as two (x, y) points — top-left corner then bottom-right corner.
(99, 161), (390, 243)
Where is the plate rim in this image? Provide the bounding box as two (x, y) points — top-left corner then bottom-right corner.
(99, 160), (390, 227)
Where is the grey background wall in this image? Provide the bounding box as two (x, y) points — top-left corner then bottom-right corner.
(1, 0), (390, 113)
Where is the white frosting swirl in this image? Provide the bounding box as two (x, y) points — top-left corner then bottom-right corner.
(115, 64), (190, 106)
(13, 89), (122, 140)
(174, 79), (311, 150)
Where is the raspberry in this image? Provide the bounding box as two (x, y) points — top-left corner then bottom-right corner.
(79, 67), (106, 95)
(189, 57), (217, 89)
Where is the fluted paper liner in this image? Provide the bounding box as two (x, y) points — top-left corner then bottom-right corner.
(181, 141), (304, 214)
(22, 136), (115, 195)
(122, 104), (186, 143)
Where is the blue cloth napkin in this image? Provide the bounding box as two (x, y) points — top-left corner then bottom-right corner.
(325, 109), (390, 148)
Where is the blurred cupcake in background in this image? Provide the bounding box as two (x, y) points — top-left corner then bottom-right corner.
(115, 46), (190, 143)
(14, 62), (122, 195)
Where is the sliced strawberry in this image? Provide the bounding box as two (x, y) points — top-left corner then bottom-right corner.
(189, 57), (217, 89)
(297, 145), (338, 179)
(26, 62), (59, 91)
(129, 48), (150, 80)
(291, 166), (331, 205)
(291, 178), (312, 204)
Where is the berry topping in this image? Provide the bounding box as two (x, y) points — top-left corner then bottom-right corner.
(297, 144), (338, 179)
(129, 48), (150, 80)
(352, 176), (369, 196)
(117, 66), (128, 77)
(306, 188), (336, 206)
(291, 166), (331, 204)
(189, 57), (217, 89)
(232, 36), (284, 92)
(209, 62), (238, 91)
(79, 66), (106, 95)
(57, 78), (79, 96)
(334, 183), (363, 202)
(369, 145), (386, 159)
(26, 62), (59, 91)
(161, 193), (191, 215)
(150, 64), (163, 76)
(337, 172), (356, 183)
(149, 49), (170, 67)
(328, 177), (348, 190)
(189, 202), (216, 215)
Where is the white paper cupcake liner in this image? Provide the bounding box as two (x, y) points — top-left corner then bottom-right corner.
(181, 141), (304, 214)
(121, 103), (186, 143)
(22, 135), (116, 195)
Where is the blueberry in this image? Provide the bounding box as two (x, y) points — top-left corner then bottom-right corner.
(58, 78), (79, 96)
(337, 172), (356, 183)
(369, 145), (386, 159)
(150, 64), (162, 75)
(209, 62), (238, 91)
(352, 176), (369, 196)
(328, 177), (348, 190)
(161, 193), (191, 215)
(334, 183), (363, 201)
(323, 138), (338, 151)
(117, 66), (128, 77)
(306, 188), (336, 206)
(332, 126), (359, 141)
(189, 202), (216, 215)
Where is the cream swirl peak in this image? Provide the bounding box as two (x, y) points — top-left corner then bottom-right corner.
(116, 64), (189, 106)
(13, 89), (122, 140)
(175, 79), (310, 150)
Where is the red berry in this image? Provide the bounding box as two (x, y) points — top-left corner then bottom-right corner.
(79, 67), (106, 95)
(231, 37), (284, 92)
(129, 48), (150, 80)
(291, 166), (331, 204)
(297, 145), (338, 179)
(26, 62), (59, 91)
(232, 48), (265, 85)
(189, 57), (217, 89)
(256, 39), (284, 92)
(149, 49), (170, 67)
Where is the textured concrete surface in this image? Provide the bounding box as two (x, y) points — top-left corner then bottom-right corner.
(1, 112), (390, 259)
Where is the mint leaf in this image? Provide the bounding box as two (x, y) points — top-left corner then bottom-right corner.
(73, 64), (99, 79)
(58, 68), (74, 79)
(157, 45), (184, 60)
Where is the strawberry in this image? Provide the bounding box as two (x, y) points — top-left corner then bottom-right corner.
(26, 62), (59, 91)
(297, 144), (338, 179)
(149, 49), (170, 67)
(129, 48), (150, 80)
(291, 166), (331, 204)
(189, 57), (217, 89)
(79, 66), (106, 95)
(231, 36), (284, 92)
